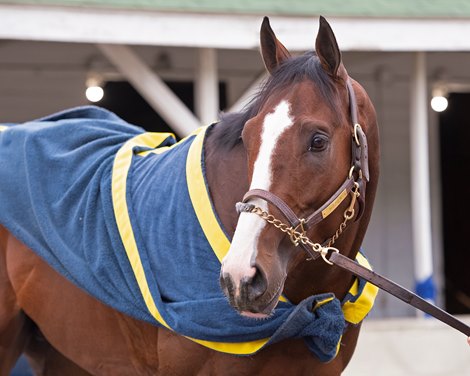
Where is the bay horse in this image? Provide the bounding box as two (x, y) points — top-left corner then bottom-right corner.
(0, 17), (379, 375)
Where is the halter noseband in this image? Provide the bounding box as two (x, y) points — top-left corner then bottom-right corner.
(236, 79), (369, 262)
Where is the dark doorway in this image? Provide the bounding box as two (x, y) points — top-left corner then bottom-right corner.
(96, 81), (227, 136)
(439, 92), (470, 314)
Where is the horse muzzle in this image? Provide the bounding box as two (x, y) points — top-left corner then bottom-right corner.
(219, 264), (283, 318)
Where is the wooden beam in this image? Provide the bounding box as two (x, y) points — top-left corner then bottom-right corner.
(3, 5), (470, 51)
(195, 48), (219, 125)
(229, 73), (267, 113)
(98, 44), (200, 137)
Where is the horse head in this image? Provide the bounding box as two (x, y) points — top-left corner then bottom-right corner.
(220, 17), (379, 318)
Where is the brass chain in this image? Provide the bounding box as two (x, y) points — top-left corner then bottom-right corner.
(249, 183), (360, 260)
(325, 214), (349, 248)
(251, 207), (323, 254)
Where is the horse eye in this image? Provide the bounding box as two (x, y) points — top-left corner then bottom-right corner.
(308, 134), (328, 152)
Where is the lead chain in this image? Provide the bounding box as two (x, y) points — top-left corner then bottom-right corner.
(251, 207), (323, 254)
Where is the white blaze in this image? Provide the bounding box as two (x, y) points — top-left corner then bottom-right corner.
(221, 100), (294, 288)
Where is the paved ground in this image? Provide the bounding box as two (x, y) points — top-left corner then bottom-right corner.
(344, 315), (470, 376)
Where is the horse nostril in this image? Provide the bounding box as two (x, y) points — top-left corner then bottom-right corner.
(220, 266), (267, 307)
(243, 267), (267, 301)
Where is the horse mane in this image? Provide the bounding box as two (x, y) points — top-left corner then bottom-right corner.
(212, 51), (341, 149)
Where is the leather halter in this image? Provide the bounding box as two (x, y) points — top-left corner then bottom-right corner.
(237, 80), (368, 260)
(235, 79), (470, 337)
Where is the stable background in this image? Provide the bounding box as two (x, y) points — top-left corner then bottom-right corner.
(1, 1), (469, 375)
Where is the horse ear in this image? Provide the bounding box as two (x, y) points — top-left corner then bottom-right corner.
(315, 16), (342, 78)
(260, 16), (291, 74)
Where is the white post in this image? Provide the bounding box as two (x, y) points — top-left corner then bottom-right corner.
(195, 48), (219, 125)
(98, 44), (200, 137)
(410, 51), (436, 310)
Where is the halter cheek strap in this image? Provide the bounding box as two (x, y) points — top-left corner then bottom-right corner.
(348, 79), (369, 218)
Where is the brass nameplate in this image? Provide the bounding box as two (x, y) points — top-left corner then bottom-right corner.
(321, 189), (348, 218)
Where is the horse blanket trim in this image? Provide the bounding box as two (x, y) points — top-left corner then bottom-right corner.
(111, 124), (378, 357)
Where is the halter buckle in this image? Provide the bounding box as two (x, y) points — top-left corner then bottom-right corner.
(348, 165), (363, 180)
(353, 123), (362, 146)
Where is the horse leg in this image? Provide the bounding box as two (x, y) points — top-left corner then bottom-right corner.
(24, 325), (92, 376)
(0, 225), (33, 374)
(0, 312), (32, 374)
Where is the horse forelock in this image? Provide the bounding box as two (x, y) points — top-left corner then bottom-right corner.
(214, 51), (342, 149)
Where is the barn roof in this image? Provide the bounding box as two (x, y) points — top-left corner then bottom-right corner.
(3, 0), (470, 18)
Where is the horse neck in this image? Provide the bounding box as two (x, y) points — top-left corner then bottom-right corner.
(204, 124), (248, 237)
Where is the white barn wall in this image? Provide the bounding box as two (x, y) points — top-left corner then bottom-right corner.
(0, 70), (87, 122)
(0, 41), (265, 123)
(347, 53), (416, 317)
(351, 51), (470, 317)
(0, 41), (93, 121)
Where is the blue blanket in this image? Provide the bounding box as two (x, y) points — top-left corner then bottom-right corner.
(0, 106), (377, 362)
